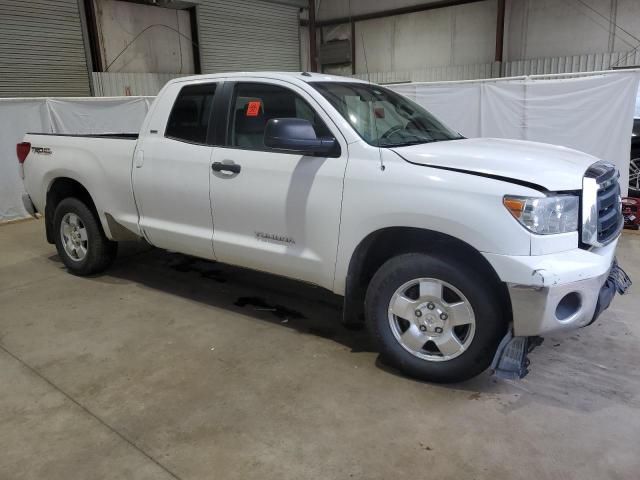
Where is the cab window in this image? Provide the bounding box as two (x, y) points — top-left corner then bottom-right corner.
(229, 82), (332, 150)
(165, 83), (216, 144)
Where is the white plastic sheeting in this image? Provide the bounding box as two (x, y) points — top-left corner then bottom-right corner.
(1, 71), (638, 222)
(0, 97), (153, 222)
(390, 70), (640, 196)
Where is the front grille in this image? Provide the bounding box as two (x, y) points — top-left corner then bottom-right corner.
(582, 162), (623, 247)
(597, 174), (621, 243)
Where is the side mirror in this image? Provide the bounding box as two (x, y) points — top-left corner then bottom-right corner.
(264, 118), (339, 157)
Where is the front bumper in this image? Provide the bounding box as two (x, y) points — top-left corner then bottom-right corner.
(484, 240), (627, 336)
(507, 268), (610, 336)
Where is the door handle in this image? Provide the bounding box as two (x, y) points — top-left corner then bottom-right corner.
(134, 150), (144, 168)
(212, 162), (241, 174)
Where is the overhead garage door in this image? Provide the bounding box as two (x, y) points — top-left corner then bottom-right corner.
(197, 0), (300, 73)
(0, 0), (91, 97)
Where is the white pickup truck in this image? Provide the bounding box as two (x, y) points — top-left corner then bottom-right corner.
(19, 72), (630, 383)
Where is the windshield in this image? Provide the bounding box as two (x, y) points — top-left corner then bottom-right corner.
(311, 82), (463, 147)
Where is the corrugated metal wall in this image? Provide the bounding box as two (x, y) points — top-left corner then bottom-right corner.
(0, 0), (91, 97)
(92, 72), (189, 96)
(346, 50), (640, 84)
(503, 50), (640, 77)
(196, 0), (300, 73)
(92, 50), (640, 96)
(351, 62), (501, 84)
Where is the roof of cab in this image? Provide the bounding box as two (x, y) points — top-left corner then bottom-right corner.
(167, 71), (371, 86)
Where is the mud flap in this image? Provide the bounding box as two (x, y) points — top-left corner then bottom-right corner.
(589, 260), (632, 326)
(609, 260), (632, 295)
(491, 331), (543, 380)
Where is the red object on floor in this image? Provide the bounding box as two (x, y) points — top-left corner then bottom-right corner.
(622, 197), (640, 230)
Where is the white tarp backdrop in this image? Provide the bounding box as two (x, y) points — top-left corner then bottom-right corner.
(389, 70), (640, 196)
(0, 97), (154, 222)
(0, 71), (638, 222)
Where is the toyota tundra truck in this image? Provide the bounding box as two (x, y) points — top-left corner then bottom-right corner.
(18, 72), (631, 383)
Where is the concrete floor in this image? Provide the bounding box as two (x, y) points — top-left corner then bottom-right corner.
(1, 218), (639, 480)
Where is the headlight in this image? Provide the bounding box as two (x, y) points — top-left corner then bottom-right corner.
(503, 194), (579, 234)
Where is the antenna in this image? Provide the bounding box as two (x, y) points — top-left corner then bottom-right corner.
(358, 23), (385, 171)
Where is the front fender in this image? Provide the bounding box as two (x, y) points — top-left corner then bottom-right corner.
(333, 146), (539, 294)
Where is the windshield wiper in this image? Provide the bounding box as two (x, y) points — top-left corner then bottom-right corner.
(379, 139), (436, 147)
(381, 137), (465, 148)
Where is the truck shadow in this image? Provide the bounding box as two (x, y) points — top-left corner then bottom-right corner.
(86, 241), (375, 355)
(86, 245), (523, 393)
(47, 241), (640, 409)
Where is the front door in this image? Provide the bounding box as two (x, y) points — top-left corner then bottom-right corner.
(210, 80), (348, 289)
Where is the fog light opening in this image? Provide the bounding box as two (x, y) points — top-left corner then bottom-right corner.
(556, 292), (582, 321)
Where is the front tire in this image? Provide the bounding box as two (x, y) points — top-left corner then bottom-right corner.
(365, 253), (506, 383)
(54, 197), (117, 276)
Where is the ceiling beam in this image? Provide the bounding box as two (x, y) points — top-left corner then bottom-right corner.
(301, 0), (487, 27)
(259, 0), (309, 8)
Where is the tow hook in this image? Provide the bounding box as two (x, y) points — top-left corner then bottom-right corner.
(490, 330), (543, 380)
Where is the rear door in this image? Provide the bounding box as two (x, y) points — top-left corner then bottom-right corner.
(133, 81), (220, 259)
(209, 79), (349, 289)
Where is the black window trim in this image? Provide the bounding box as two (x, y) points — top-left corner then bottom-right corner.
(214, 81), (233, 146)
(220, 80), (341, 158)
(164, 81), (222, 146)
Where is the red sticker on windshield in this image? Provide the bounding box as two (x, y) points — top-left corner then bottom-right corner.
(374, 107), (385, 118)
(246, 101), (261, 117)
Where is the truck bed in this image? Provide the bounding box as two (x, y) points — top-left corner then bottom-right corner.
(26, 132), (138, 139)
(22, 132), (141, 239)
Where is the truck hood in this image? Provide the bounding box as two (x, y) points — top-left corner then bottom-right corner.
(392, 138), (598, 191)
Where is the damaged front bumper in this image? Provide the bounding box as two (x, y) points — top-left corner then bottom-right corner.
(508, 268), (610, 337)
(485, 240), (630, 337)
(491, 262), (631, 379)
(506, 258), (631, 336)
(486, 240), (631, 379)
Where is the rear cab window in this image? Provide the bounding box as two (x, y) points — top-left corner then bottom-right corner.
(165, 83), (217, 144)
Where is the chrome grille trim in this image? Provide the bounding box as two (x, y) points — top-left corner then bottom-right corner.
(581, 162), (623, 247)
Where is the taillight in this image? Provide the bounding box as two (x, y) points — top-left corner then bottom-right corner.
(17, 142), (31, 164)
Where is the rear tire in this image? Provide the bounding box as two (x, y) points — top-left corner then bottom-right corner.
(53, 197), (117, 276)
(365, 253), (506, 383)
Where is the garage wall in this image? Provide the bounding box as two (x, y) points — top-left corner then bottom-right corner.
(0, 0), (91, 97)
(196, 0), (301, 73)
(313, 0), (640, 81)
(506, 0), (640, 61)
(315, 1), (497, 76)
(353, 0), (497, 74)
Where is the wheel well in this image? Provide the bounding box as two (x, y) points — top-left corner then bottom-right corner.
(45, 178), (99, 244)
(343, 227), (512, 326)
